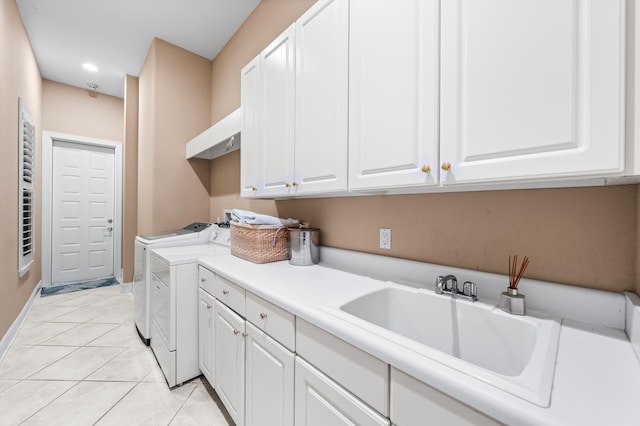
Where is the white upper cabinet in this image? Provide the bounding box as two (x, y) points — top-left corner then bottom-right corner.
(348, 0), (440, 191)
(439, 0), (625, 184)
(259, 24), (297, 197)
(241, 0), (628, 197)
(240, 56), (261, 198)
(241, 0), (349, 198)
(294, 0), (349, 195)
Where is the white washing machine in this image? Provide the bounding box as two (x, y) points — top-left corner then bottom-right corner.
(134, 222), (213, 344)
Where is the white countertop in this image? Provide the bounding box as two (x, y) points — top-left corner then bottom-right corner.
(183, 250), (639, 425)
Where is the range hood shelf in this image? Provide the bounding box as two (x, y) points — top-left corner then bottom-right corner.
(186, 108), (241, 160)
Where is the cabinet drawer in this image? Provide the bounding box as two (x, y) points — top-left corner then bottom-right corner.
(296, 319), (389, 416)
(199, 265), (216, 296)
(151, 273), (173, 350)
(246, 292), (295, 351)
(391, 368), (500, 426)
(151, 253), (170, 285)
(295, 357), (389, 426)
(215, 274), (246, 316)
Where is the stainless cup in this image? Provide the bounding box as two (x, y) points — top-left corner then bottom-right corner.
(288, 228), (319, 266)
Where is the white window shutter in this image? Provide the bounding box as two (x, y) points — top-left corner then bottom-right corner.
(18, 98), (34, 277)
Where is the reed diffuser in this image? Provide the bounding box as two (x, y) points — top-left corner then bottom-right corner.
(500, 255), (529, 315)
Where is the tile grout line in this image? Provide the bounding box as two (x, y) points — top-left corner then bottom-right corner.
(1, 284), (230, 424)
(17, 380), (83, 425)
(91, 380), (141, 426)
(166, 380), (200, 425)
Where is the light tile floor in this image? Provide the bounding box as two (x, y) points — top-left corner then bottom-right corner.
(0, 284), (233, 426)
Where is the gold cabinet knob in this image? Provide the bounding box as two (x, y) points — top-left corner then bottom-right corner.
(292, 182), (298, 187)
(441, 162), (451, 171)
(285, 182), (291, 188)
(251, 186), (257, 192)
(421, 165), (431, 174)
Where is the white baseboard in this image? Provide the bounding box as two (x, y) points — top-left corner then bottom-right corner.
(0, 280), (42, 362)
(119, 281), (133, 293)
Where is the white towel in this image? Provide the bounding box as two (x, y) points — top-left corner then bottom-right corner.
(230, 209), (299, 227)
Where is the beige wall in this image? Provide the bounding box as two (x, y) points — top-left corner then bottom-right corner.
(138, 38), (212, 235)
(137, 42), (156, 237)
(0, 0), (43, 338)
(210, 0), (317, 124)
(209, 150), (279, 220)
(42, 80), (123, 141)
(42, 79), (129, 279)
(209, 0), (316, 218)
(278, 186), (637, 292)
(207, 0), (640, 294)
(123, 76), (139, 282)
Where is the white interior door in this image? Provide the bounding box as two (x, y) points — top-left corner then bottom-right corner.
(51, 141), (115, 283)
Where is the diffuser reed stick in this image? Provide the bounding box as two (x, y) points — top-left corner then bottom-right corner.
(508, 255), (529, 289)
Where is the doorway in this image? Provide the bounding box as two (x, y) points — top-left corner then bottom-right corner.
(43, 132), (123, 287)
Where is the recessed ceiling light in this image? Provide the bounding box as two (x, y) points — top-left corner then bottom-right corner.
(83, 63), (98, 72)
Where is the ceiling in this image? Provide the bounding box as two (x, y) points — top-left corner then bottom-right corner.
(16, 0), (260, 98)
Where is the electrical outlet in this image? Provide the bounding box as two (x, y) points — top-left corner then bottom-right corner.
(380, 228), (391, 249)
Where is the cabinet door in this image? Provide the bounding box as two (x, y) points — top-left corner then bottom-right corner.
(214, 300), (246, 426)
(295, 357), (390, 426)
(240, 56), (261, 198)
(294, 0), (349, 195)
(440, 0), (625, 184)
(259, 24), (296, 197)
(198, 289), (215, 386)
(349, 0), (439, 190)
(245, 323), (294, 426)
(391, 368), (500, 426)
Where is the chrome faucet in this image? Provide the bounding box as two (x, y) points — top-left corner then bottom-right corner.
(436, 275), (458, 295)
(435, 275), (478, 302)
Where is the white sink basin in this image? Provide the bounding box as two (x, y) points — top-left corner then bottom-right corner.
(321, 284), (561, 407)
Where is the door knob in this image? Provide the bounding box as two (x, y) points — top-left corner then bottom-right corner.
(108, 219), (113, 224)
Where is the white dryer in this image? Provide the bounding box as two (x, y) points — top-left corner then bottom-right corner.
(148, 224), (231, 387)
(134, 222), (213, 344)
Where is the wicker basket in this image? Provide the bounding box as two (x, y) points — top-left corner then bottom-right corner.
(230, 222), (290, 263)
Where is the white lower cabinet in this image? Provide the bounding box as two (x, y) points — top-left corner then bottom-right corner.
(296, 319), (389, 416)
(245, 322), (295, 426)
(197, 275), (500, 425)
(214, 300), (246, 426)
(295, 357), (390, 426)
(391, 368), (500, 426)
(198, 288), (215, 386)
